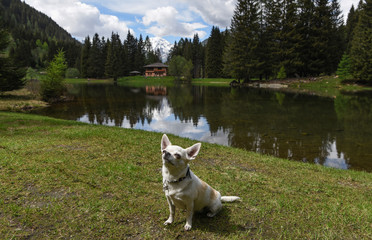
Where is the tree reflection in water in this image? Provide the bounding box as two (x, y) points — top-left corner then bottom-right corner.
(33, 83), (372, 172)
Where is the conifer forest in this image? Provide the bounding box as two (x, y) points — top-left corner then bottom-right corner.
(1, 0), (372, 82)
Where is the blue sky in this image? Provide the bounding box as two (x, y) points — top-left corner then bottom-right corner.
(24, 0), (358, 44)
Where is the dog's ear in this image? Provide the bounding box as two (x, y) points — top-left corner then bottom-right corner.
(161, 134), (172, 151)
(186, 143), (201, 160)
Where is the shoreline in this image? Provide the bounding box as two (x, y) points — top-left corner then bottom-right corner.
(2, 76), (371, 112)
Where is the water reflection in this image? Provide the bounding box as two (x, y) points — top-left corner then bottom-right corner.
(33, 83), (372, 172)
(323, 141), (348, 169)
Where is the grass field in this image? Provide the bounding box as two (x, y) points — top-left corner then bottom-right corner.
(0, 112), (371, 239)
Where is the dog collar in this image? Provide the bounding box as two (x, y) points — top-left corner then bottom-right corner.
(168, 167), (191, 183)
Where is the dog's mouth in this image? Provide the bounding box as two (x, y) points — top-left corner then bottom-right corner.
(163, 157), (174, 166)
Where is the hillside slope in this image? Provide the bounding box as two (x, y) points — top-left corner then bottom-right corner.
(0, 0), (81, 67)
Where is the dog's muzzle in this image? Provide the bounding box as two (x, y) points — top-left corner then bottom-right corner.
(162, 151), (174, 165)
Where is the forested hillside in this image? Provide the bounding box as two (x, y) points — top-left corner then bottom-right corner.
(0, 0), (81, 68)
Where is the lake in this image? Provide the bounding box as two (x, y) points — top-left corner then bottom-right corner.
(32, 82), (372, 172)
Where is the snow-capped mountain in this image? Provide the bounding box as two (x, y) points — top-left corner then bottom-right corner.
(150, 37), (173, 63)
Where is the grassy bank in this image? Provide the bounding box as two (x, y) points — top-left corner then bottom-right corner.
(288, 76), (372, 97)
(192, 78), (231, 86)
(0, 112), (371, 239)
(118, 76), (176, 87)
(0, 88), (47, 112)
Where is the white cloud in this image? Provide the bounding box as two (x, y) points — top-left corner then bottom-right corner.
(142, 6), (207, 38)
(340, 0), (360, 21)
(24, 0), (132, 40)
(83, 0), (182, 15)
(183, 0), (236, 28)
(24, 0), (356, 42)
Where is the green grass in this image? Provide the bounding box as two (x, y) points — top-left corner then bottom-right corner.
(64, 78), (114, 84)
(0, 88), (47, 112)
(0, 112), (371, 239)
(192, 78), (232, 86)
(118, 76), (176, 87)
(288, 76), (372, 97)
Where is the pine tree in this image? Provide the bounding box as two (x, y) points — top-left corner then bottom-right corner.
(336, 53), (352, 79)
(224, 0), (261, 81)
(0, 28), (25, 92)
(350, 0), (372, 81)
(297, 0), (316, 76)
(125, 31), (137, 74)
(192, 34), (203, 78)
(312, 0), (333, 75)
(259, 0), (281, 79)
(205, 26), (224, 78)
(182, 39), (193, 61)
(105, 33), (124, 80)
(80, 36), (90, 78)
(87, 33), (104, 78)
(40, 50), (67, 101)
(279, 0), (302, 77)
(135, 35), (145, 73)
(328, 0), (345, 73)
(345, 5), (358, 52)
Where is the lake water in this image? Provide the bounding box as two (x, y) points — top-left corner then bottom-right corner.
(32, 83), (372, 172)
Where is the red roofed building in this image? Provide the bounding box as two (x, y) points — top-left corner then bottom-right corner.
(144, 63), (168, 77)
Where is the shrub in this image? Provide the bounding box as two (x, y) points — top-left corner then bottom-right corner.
(40, 50), (67, 101)
(169, 56), (193, 80)
(277, 66), (287, 79)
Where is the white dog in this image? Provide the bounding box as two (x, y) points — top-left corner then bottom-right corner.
(161, 134), (240, 231)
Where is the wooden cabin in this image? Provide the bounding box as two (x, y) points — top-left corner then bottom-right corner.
(144, 63), (168, 77)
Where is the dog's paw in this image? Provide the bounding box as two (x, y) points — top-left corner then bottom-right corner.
(207, 212), (217, 218)
(184, 223), (192, 231)
(164, 219), (173, 225)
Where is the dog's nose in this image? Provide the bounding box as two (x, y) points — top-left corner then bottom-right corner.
(163, 151), (171, 158)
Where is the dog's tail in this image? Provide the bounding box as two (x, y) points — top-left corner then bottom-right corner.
(221, 196), (240, 203)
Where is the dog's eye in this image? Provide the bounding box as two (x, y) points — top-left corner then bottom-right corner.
(162, 150), (167, 155)
(174, 153), (181, 159)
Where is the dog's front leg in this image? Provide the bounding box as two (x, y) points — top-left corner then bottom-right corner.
(164, 196), (175, 225)
(184, 201), (194, 231)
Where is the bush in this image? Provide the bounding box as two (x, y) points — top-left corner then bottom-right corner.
(65, 68), (80, 78)
(40, 50), (67, 101)
(169, 56), (193, 80)
(277, 66), (287, 79)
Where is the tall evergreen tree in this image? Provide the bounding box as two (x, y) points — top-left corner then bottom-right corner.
(297, 0), (317, 76)
(345, 5), (357, 52)
(224, 0), (261, 81)
(80, 36), (90, 78)
(328, 0), (345, 73)
(0, 28), (25, 92)
(135, 35), (145, 73)
(192, 34), (203, 78)
(279, 0), (302, 77)
(125, 31), (137, 74)
(259, 0), (282, 79)
(205, 26), (224, 78)
(87, 33), (105, 78)
(350, 0), (372, 81)
(105, 33), (124, 80)
(183, 39), (193, 61)
(312, 0), (333, 75)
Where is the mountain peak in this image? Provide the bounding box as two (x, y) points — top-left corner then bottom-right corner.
(150, 37), (173, 63)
